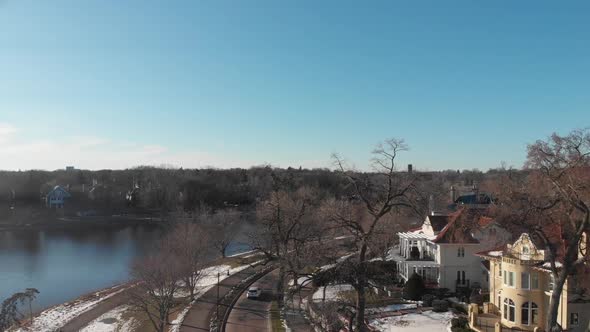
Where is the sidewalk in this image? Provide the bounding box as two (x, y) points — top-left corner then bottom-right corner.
(179, 265), (265, 332)
(283, 284), (315, 332)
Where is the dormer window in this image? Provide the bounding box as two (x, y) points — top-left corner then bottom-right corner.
(522, 246), (529, 254)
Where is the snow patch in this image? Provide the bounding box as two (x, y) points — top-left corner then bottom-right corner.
(312, 284), (354, 302)
(79, 305), (136, 332)
(12, 285), (129, 332)
(369, 310), (455, 332)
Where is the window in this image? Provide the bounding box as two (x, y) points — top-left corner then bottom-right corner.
(503, 270), (507, 284)
(498, 263), (502, 277)
(570, 313), (579, 326)
(505, 271), (514, 287)
(531, 273), (539, 289)
(521, 302), (538, 325)
(521, 272), (530, 289)
(462, 271), (466, 283)
(531, 303), (538, 324)
(457, 247), (465, 257)
(522, 302), (530, 325)
(503, 298), (515, 322)
(522, 246), (529, 254)
(457, 271), (461, 281)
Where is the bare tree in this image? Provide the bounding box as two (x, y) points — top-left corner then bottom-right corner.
(327, 138), (419, 332)
(0, 288), (39, 331)
(129, 251), (183, 332)
(161, 222), (209, 302)
(497, 129), (590, 332)
(253, 187), (320, 304)
(206, 209), (241, 258)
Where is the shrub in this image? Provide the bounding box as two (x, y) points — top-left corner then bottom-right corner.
(432, 299), (449, 312)
(451, 317), (469, 328)
(402, 273), (425, 301)
(422, 294), (435, 307)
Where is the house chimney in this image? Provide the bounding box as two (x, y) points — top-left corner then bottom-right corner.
(450, 186), (456, 203)
(429, 194), (435, 215)
(407, 164), (413, 174)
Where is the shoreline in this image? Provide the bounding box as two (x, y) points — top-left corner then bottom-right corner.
(0, 215), (166, 231)
(11, 249), (260, 331)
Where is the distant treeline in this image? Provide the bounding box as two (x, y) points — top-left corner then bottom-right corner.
(0, 165), (521, 214)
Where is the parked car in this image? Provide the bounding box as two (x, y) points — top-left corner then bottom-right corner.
(246, 286), (262, 299)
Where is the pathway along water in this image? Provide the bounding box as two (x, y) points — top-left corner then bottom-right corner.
(0, 223), (251, 311)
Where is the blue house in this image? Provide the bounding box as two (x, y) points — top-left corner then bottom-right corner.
(45, 185), (71, 208)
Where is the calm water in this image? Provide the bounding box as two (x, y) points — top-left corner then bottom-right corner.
(0, 224), (251, 311)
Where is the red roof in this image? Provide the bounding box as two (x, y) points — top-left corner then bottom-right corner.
(478, 216), (494, 227)
(433, 208), (485, 244)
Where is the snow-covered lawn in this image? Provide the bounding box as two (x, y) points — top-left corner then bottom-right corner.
(369, 311), (455, 332)
(312, 284), (354, 302)
(11, 284), (130, 332)
(366, 303), (417, 314)
(288, 276), (313, 288)
(79, 305), (137, 332)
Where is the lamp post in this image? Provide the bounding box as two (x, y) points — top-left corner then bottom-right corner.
(216, 271), (220, 325)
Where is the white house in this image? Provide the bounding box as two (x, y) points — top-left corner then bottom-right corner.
(45, 185), (71, 208)
(392, 208), (511, 291)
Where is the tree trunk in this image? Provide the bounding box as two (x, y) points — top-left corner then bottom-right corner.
(355, 243), (368, 332)
(278, 265), (286, 305)
(546, 272), (567, 332)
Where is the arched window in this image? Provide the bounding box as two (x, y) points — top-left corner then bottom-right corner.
(531, 302), (538, 324)
(521, 302), (538, 325)
(522, 302), (529, 325)
(503, 298), (515, 322)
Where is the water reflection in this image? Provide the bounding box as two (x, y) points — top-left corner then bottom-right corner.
(0, 225), (165, 310)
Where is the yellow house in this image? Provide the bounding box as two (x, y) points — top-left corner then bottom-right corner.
(473, 233), (590, 332)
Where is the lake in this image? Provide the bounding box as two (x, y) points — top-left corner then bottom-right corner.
(0, 224), (251, 311)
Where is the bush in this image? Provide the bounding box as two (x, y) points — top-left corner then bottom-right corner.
(422, 294), (435, 307)
(432, 299), (449, 312)
(434, 288), (451, 299)
(402, 273), (425, 301)
(451, 317), (469, 328)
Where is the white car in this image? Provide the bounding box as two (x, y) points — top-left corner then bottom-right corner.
(246, 286), (262, 299)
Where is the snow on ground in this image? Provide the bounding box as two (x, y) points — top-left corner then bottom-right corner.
(369, 311), (455, 332)
(226, 249), (258, 258)
(288, 276), (313, 287)
(487, 251), (503, 257)
(79, 305), (137, 332)
(312, 284), (354, 302)
(11, 284), (129, 332)
(366, 303), (417, 314)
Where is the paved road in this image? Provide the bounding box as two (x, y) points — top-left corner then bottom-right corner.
(180, 265), (265, 332)
(225, 269), (279, 332)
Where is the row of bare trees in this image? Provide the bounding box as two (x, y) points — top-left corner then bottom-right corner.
(128, 207), (244, 332)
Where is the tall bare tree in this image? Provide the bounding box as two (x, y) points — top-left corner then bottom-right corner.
(327, 138), (419, 331)
(161, 222), (209, 302)
(206, 209), (241, 258)
(497, 129), (590, 332)
(129, 251), (183, 332)
(253, 187), (319, 303)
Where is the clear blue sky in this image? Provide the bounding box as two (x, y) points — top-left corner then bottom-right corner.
(1, 1), (589, 171)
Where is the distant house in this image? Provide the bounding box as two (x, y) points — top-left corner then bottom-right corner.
(45, 185), (71, 208)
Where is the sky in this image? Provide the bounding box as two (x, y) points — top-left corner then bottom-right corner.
(1, 1), (589, 171)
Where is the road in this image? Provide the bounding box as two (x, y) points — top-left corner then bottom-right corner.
(225, 269), (279, 332)
(180, 265), (265, 332)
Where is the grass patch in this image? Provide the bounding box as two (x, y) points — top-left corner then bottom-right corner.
(270, 301), (286, 332)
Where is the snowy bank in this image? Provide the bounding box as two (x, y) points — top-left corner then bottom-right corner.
(369, 310), (455, 332)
